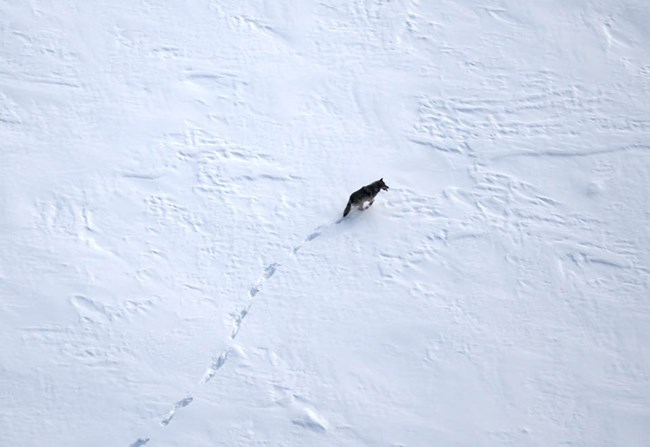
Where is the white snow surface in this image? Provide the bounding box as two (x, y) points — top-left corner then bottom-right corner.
(1, 1), (650, 446)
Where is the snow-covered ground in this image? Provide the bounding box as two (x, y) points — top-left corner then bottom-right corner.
(2, 1), (649, 446)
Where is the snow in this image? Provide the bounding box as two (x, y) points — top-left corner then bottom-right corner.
(1, 1), (649, 446)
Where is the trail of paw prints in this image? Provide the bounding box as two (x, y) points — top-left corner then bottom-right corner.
(130, 219), (338, 446)
(129, 438), (149, 447)
(201, 220), (337, 385)
(249, 262), (279, 298)
(161, 396), (193, 425)
(229, 304), (251, 339)
(201, 348), (229, 383)
(292, 222), (333, 254)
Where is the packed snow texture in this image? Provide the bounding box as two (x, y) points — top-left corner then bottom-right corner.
(1, 1), (649, 446)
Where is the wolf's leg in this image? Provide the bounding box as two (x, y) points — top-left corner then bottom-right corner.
(368, 199), (374, 207)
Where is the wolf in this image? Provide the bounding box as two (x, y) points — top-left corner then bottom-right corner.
(343, 178), (389, 217)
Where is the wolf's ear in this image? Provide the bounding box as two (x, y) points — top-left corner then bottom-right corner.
(380, 178), (383, 181)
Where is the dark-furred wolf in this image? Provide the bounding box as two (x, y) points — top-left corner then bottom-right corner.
(343, 178), (389, 217)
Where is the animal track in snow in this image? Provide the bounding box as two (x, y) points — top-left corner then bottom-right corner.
(202, 349), (230, 383)
(160, 396), (193, 425)
(248, 263), (280, 296)
(230, 305), (250, 338)
(263, 262), (279, 279)
(206, 224), (332, 371)
(129, 438), (149, 447)
(306, 230), (321, 242)
(213, 222), (334, 360)
(293, 224), (330, 253)
(133, 218), (339, 444)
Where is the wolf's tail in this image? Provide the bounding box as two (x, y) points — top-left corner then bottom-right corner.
(343, 200), (352, 217)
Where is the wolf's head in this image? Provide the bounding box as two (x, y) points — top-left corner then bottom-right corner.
(378, 178), (389, 191)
